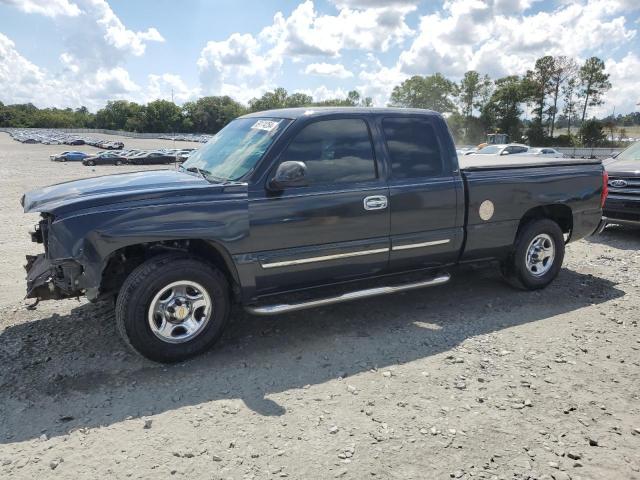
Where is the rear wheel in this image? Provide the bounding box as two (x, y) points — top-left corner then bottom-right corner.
(115, 159), (123, 166)
(85, 160), (95, 166)
(501, 218), (565, 290)
(115, 254), (230, 362)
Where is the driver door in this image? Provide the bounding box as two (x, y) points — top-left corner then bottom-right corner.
(247, 117), (390, 296)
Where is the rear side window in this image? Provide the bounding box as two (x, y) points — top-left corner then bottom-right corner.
(279, 119), (377, 185)
(382, 117), (443, 179)
(506, 146), (527, 154)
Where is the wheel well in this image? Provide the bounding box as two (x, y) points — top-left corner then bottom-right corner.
(99, 239), (240, 301)
(517, 204), (573, 237)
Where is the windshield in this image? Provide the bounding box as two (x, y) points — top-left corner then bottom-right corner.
(476, 145), (501, 154)
(617, 141), (640, 161)
(182, 117), (290, 181)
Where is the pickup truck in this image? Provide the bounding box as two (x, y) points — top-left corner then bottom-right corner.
(22, 108), (607, 362)
(603, 141), (640, 227)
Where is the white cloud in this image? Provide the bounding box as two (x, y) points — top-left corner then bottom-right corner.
(396, 0), (636, 79)
(146, 73), (200, 104)
(0, 0), (173, 109)
(294, 85), (350, 102)
(356, 0), (638, 106)
(596, 53), (640, 116)
(196, 0), (415, 102)
(0, 32), (142, 109)
(260, 0), (415, 57)
(0, 0), (81, 17)
(304, 62), (353, 78)
(197, 33), (281, 102)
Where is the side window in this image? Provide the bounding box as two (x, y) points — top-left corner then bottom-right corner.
(279, 119), (376, 185)
(382, 117), (443, 179)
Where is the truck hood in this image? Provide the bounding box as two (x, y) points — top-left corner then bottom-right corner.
(603, 157), (640, 177)
(22, 169), (217, 215)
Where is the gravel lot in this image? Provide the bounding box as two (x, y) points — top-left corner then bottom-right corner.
(0, 132), (638, 480)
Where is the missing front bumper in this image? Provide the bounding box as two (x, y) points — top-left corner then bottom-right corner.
(25, 254), (82, 300)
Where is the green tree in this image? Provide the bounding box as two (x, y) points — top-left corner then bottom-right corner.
(249, 88), (290, 111)
(143, 100), (183, 133)
(311, 89), (372, 107)
(523, 56), (556, 144)
(457, 70), (492, 143)
(389, 74), (458, 113)
(183, 96), (245, 134)
(578, 57), (611, 125)
(482, 76), (527, 142)
(285, 92), (313, 108)
(561, 78), (579, 136)
(547, 56), (577, 137)
(96, 101), (140, 130)
(580, 119), (606, 146)
(457, 71), (492, 118)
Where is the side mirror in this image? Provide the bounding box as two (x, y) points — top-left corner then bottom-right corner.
(500, 150), (510, 155)
(269, 161), (309, 190)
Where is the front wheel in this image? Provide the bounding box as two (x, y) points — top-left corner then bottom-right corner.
(115, 254), (230, 362)
(501, 218), (565, 290)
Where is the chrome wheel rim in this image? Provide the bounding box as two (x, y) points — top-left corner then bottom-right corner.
(525, 233), (555, 277)
(148, 280), (212, 344)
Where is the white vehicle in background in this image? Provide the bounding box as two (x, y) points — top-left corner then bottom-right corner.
(515, 147), (565, 158)
(456, 146), (477, 156)
(469, 143), (530, 156)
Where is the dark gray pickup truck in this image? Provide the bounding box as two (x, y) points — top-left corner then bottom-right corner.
(22, 108), (607, 362)
(603, 141), (640, 227)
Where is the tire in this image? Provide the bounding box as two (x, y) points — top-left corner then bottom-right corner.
(115, 160), (123, 166)
(86, 160), (95, 166)
(501, 218), (565, 290)
(115, 254), (230, 362)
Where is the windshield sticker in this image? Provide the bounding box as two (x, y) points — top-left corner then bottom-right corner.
(251, 120), (280, 132)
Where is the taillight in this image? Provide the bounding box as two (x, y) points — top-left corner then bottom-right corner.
(601, 170), (609, 208)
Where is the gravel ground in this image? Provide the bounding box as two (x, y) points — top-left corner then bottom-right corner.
(0, 132), (638, 479)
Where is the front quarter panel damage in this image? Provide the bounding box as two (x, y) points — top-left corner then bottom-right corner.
(25, 188), (249, 301)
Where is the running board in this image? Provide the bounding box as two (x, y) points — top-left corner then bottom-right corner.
(245, 272), (451, 316)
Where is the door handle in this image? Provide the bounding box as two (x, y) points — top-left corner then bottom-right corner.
(363, 195), (388, 211)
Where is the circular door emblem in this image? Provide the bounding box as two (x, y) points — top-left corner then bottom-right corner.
(609, 179), (627, 188)
(479, 200), (495, 221)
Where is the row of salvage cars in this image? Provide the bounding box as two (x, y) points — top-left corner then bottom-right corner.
(50, 148), (195, 166)
(7, 128), (124, 149)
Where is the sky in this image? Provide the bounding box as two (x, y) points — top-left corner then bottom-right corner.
(0, 0), (639, 115)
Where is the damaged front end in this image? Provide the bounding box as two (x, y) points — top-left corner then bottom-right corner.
(25, 215), (84, 300)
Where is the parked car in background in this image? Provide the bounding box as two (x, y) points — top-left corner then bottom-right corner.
(455, 146), (477, 156)
(176, 148), (196, 162)
(128, 151), (176, 165)
(515, 147), (565, 158)
(50, 151), (91, 162)
(98, 141), (125, 150)
(603, 141), (640, 227)
(23, 107), (607, 362)
(82, 152), (127, 166)
(470, 144), (530, 156)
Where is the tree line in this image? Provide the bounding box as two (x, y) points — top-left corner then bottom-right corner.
(1, 55), (638, 147)
(388, 55), (621, 146)
(0, 88), (371, 135)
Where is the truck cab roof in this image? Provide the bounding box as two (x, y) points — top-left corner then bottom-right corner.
(240, 107), (441, 120)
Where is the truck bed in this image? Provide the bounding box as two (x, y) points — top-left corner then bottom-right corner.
(458, 157), (604, 263)
(459, 154), (602, 171)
